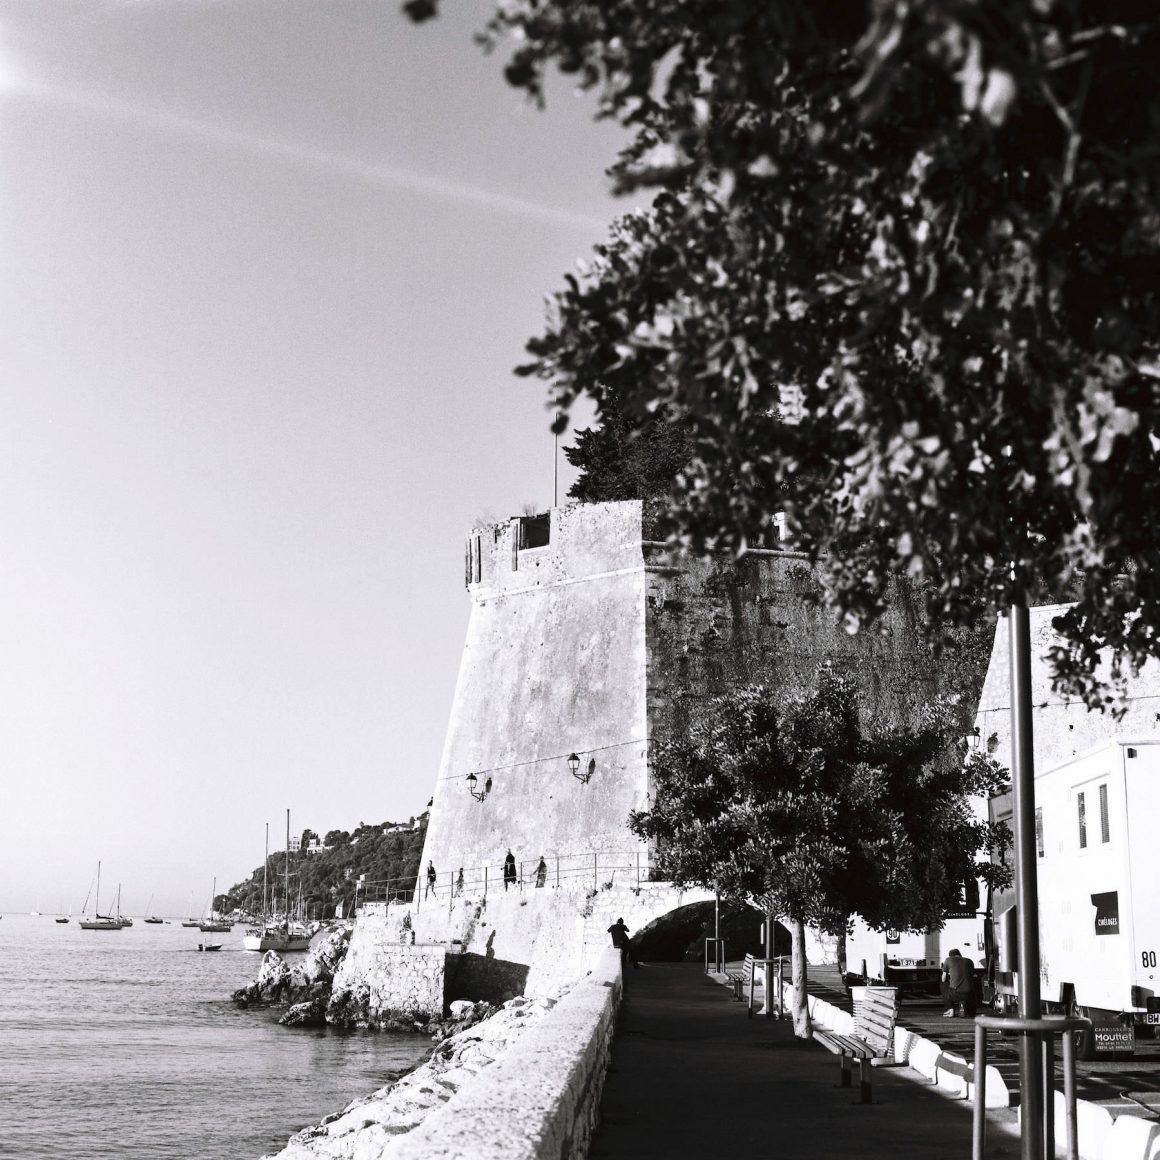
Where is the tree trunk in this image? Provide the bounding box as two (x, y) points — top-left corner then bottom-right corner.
(790, 918), (811, 1039)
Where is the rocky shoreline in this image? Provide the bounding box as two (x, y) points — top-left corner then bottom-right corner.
(261, 994), (559, 1159)
(231, 923), (567, 1159)
(231, 927), (490, 1037)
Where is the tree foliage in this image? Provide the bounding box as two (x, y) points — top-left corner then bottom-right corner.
(628, 670), (1010, 1031)
(631, 669), (1009, 930)
(411, 0), (1160, 709)
(221, 818), (426, 920)
(565, 395), (694, 503)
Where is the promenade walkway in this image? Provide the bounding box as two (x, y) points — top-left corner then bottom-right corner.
(590, 962), (1019, 1160)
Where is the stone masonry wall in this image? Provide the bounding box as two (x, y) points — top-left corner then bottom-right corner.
(644, 544), (991, 753)
(420, 501), (650, 885)
(330, 917), (450, 1020)
(386, 947), (624, 1160)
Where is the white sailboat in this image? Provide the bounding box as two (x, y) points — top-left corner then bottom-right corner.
(198, 877), (232, 932)
(243, 811), (310, 952)
(79, 862), (121, 931)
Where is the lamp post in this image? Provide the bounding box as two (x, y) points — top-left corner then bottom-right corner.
(466, 772), (490, 802)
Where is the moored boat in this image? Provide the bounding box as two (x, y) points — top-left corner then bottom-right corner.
(243, 811), (311, 952)
(79, 863), (121, 931)
(199, 877), (233, 932)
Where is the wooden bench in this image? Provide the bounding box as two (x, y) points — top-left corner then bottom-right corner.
(812, 986), (899, 1103)
(724, 953), (757, 1004)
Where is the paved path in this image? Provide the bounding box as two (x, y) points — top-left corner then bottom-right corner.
(590, 962), (1020, 1160)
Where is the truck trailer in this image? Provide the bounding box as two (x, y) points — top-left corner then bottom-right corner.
(989, 738), (1160, 1056)
(844, 883), (986, 996)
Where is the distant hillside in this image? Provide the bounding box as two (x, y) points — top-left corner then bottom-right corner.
(220, 815), (427, 921)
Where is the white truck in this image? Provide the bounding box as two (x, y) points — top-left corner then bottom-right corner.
(989, 738), (1160, 1056)
(844, 888), (986, 996)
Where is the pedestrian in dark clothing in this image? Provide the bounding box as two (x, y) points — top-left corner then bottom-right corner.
(535, 857), (547, 888)
(455, 867), (464, 898)
(425, 860), (437, 900)
(941, 947), (977, 1016)
(503, 849), (517, 891)
(608, 917), (639, 968)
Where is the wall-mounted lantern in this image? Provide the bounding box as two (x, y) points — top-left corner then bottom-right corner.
(569, 753), (594, 785)
(466, 771), (491, 802)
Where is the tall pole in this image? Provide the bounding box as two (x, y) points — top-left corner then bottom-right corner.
(553, 411), (560, 508)
(1010, 604), (1044, 1160)
(261, 823), (269, 923)
(285, 809), (291, 934)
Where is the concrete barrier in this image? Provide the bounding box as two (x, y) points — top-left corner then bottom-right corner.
(387, 947), (624, 1160)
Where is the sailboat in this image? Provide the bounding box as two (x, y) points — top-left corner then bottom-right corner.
(79, 862), (121, 931)
(243, 811), (310, 953)
(113, 885), (133, 927)
(198, 877), (232, 933)
(144, 895), (163, 924)
(181, 892), (200, 927)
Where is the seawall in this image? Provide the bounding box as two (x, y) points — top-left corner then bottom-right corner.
(383, 947), (623, 1160)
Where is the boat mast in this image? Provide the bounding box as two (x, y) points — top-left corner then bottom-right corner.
(284, 809), (290, 933)
(95, 860), (101, 916)
(262, 822), (269, 924)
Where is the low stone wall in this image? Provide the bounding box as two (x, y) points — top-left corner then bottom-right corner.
(384, 947), (624, 1160)
(329, 922), (451, 1023)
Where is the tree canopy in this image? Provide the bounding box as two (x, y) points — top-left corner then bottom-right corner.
(410, 0), (1160, 710)
(629, 669), (1010, 1033)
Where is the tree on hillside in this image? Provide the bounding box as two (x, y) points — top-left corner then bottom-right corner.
(629, 669), (1010, 1036)
(407, 0), (1160, 708)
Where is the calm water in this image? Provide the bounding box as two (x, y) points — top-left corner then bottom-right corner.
(0, 914), (431, 1160)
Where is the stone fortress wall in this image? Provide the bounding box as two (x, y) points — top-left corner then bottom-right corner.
(420, 499), (983, 900)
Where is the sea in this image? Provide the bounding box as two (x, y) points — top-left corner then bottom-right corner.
(0, 913), (432, 1160)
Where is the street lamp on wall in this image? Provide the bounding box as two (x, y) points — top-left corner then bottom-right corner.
(569, 753), (594, 785)
(466, 771), (491, 802)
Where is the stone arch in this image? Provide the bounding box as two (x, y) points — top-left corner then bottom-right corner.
(631, 899), (791, 962)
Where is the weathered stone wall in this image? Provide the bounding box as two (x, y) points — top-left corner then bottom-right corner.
(330, 918), (450, 1020)
(974, 603), (1160, 777)
(423, 501), (990, 896)
(644, 544), (990, 749)
(421, 501), (650, 884)
(383, 947), (624, 1160)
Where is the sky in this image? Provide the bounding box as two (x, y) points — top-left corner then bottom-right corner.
(0, 0), (627, 915)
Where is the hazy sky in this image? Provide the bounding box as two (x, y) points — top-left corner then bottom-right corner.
(0, 0), (626, 914)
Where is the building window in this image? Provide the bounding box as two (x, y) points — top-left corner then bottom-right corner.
(518, 513), (550, 550)
(1099, 783), (1110, 844)
(1077, 791), (1087, 850)
(1035, 807), (1044, 858)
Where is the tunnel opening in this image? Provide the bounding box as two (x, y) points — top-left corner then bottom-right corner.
(631, 900), (791, 962)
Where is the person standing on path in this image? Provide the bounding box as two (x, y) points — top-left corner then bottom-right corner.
(608, 917), (639, 968)
(535, 856), (547, 888)
(503, 849), (517, 891)
(425, 860), (437, 900)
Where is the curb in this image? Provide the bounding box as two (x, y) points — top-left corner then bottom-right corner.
(800, 984), (1160, 1160)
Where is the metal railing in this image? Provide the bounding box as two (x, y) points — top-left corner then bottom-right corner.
(972, 1014), (1090, 1160)
(354, 847), (659, 914)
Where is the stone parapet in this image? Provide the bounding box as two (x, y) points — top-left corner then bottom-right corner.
(384, 947), (624, 1160)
